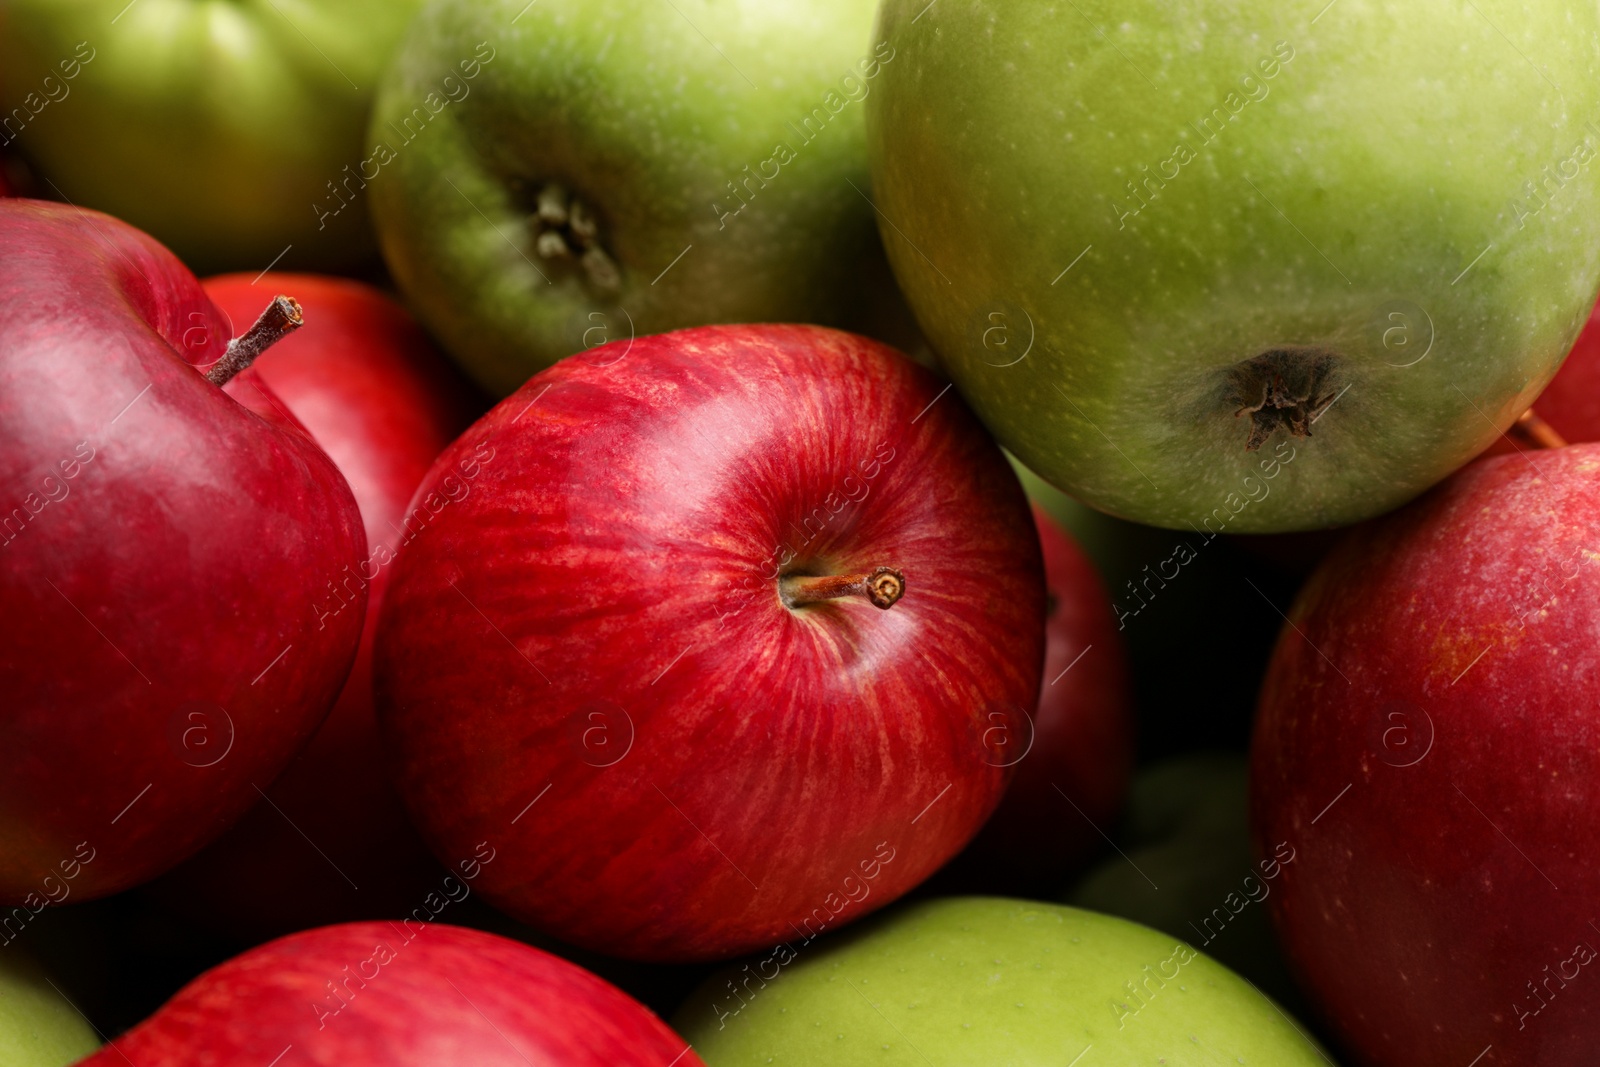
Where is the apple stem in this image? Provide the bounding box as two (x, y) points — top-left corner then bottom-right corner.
(781, 567), (906, 610)
(1510, 407), (1568, 450)
(204, 295), (303, 386)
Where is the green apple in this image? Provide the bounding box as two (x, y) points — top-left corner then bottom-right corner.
(676, 897), (1328, 1065)
(1067, 753), (1303, 1010)
(0, 950), (97, 1067)
(368, 0), (902, 395)
(868, 1), (1600, 531)
(0, 0), (421, 272)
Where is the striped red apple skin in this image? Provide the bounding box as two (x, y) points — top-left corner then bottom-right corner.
(374, 323), (1046, 961)
(76, 922), (702, 1066)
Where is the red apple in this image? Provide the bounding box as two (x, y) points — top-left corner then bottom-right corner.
(1528, 297), (1600, 443)
(932, 503), (1133, 895)
(142, 274), (483, 941)
(374, 323), (1045, 962)
(76, 922), (702, 1066)
(0, 201), (366, 905)
(1252, 443), (1600, 1066)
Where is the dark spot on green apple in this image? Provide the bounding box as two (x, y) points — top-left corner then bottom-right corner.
(1226, 346), (1341, 452)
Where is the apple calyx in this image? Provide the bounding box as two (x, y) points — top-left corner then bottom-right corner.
(203, 295), (304, 386)
(1510, 407), (1569, 450)
(780, 566), (906, 611)
(1227, 347), (1341, 451)
(529, 181), (621, 292)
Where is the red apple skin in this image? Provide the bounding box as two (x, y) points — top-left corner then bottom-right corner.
(933, 504), (1133, 895)
(374, 323), (1045, 962)
(0, 200), (366, 903)
(1251, 444), (1600, 1067)
(1532, 298), (1600, 443)
(75, 922), (703, 1066)
(142, 274), (483, 941)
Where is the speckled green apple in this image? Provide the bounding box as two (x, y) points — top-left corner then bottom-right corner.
(868, 1), (1600, 531)
(676, 897), (1328, 1065)
(0, 0), (420, 272)
(369, 0), (897, 395)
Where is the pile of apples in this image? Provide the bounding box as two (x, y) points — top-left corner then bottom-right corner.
(4, 2), (1600, 1065)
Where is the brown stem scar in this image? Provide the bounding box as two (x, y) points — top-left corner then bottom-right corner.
(1226, 347), (1341, 451)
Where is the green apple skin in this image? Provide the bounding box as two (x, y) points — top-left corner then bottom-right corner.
(676, 897), (1327, 1065)
(868, 1), (1600, 532)
(0, 950), (97, 1067)
(369, 0), (896, 396)
(1067, 753), (1304, 1011)
(0, 0), (421, 272)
